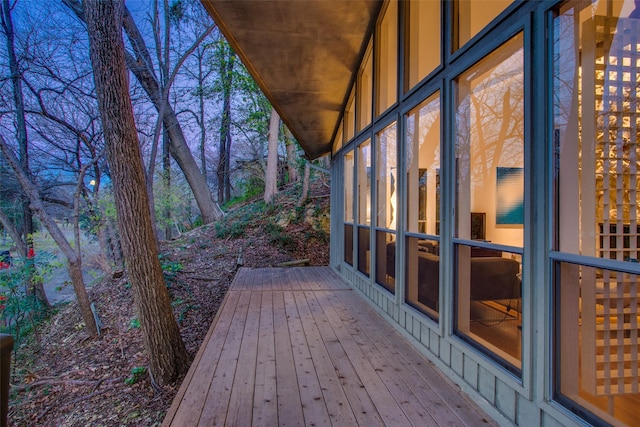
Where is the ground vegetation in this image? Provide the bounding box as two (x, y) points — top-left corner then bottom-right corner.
(5, 179), (330, 426)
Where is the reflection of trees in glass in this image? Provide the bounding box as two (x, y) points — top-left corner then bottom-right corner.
(456, 34), (524, 191)
(406, 98), (440, 173)
(357, 141), (371, 224)
(553, 10), (579, 132)
(377, 123), (397, 229)
(554, 2), (640, 235)
(418, 168), (427, 222)
(405, 94), (440, 235)
(344, 152), (354, 222)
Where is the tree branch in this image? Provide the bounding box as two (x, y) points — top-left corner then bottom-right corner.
(0, 133), (78, 263)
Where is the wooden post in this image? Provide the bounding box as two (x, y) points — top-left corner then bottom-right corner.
(0, 334), (14, 427)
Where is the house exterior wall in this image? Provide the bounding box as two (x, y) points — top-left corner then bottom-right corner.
(330, 1), (640, 426)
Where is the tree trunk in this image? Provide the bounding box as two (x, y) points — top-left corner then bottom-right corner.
(285, 128), (299, 184)
(297, 162), (311, 208)
(163, 106), (220, 223)
(84, 0), (188, 384)
(0, 210), (26, 256)
(68, 259), (93, 331)
(107, 217), (123, 269)
(223, 52), (235, 203)
(264, 108), (280, 204)
(217, 46), (234, 204)
(197, 51), (207, 177)
(95, 221), (113, 274)
(217, 97), (231, 204)
(224, 122), (232, 203)
(163, 127), (171, 239)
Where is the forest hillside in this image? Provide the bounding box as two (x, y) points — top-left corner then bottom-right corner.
(6, 178), (330, 426)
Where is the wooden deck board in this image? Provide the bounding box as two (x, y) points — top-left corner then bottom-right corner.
(197, 290), (252, 426)
(226, 291), (261, 426)
(326, 290), (455, 425)
(291, 290), (358, 426)
(283, 291), (332, 426)
(165, 290), (241, 426)
(273, 290), (306, 426)
(336, 290), (492, 427)
(302, 289), (385, 426)
(164, 267), (498, 427)
(252, 289), (278, 426)
(315, 290), (431, 426)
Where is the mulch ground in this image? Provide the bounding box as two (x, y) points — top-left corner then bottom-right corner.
(7, 183), (330, 426)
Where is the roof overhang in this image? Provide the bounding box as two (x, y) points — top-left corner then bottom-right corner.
(201, 0), (382, 159)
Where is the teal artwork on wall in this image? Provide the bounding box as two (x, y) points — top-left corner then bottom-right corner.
(496, 167), (524, 225)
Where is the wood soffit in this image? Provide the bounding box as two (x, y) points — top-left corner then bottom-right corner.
(201, 0), (382, 159)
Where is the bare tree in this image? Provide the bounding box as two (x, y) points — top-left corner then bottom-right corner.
(215, 38), (235, 204)
(63, 0), (221, 224)
(21, 70), (118, 271)
(169, 2), (217, 181)
(1, 0), (43, 303)
(83, 0), (189, 384)
(0, 135), (98, 336)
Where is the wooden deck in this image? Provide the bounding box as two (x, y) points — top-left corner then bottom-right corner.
(163, 267), (496, 426)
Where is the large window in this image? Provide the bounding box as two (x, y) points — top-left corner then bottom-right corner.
(357, 139), (372, 276)
(358, 42), (373, 131)
(453, 0), (513, 51)
(332, 121), (344, 154)
(455, 33), (524, 371)
(404, 92), (441, 317)
(553, 2), (640, 425)
(375, 122), (397, 293)
(345, 89), (355, 142)
(405, 0), (440, 92)
(344, 151), (354, 265)
(376, 0), (398, 116)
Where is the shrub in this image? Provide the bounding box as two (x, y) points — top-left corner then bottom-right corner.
(124, 366), (147, 385)
(263, 222), (295, 251)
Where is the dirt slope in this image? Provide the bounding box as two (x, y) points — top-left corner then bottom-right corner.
(7, 182), (330, 426)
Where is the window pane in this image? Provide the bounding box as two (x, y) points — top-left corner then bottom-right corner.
(455, 33), (524, 248)
(405, 0), (440, 91)
(376, 0), (398, 115)
(358, 42), (373, 131)
(405, 236), (439, 318)
(344, 224), (353, 266)
(344, 150), (354, 222)
(333, 122), (343, 154)
(556, 262), (640, 427)
(375, 230), (395, 293)
(453, 0), (512, 50)
(358, 226), (370, 277)
(553, 3), (640, 425)
(357, 139), (371, 225)
(456, 243), (522, 371)
(406, 92), (440, 235)
(345, 90), (355, 142)
(554, 1), (640, 260)
(376, 122), (398, 230)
